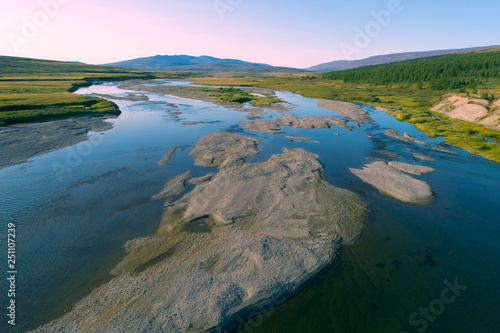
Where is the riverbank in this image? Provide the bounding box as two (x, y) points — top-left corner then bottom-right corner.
(0, 115), (114, 169)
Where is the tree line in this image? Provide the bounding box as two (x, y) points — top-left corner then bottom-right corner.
(321, 50), (500, 90)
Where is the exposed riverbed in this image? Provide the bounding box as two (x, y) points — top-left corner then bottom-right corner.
(0, 80), (499, 332)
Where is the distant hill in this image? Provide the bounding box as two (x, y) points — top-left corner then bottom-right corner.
(308, 46), (500, 72)
(0, 55), (173, 79)
(321, 48), (500, 90)
(105, 55), (304, 73)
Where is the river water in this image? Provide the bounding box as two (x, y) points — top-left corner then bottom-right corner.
(0, 81), (499, 332)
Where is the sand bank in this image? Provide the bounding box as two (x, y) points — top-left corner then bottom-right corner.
(152, 170), (191, 201)
(413, 153), (435, 161)
(241, 107), (267, 119)
(93, 93), (149, 101)
(158, 145), (178, 166)
(280, 115), (343, 130)
(237, 119), (283, 134)
(0, 115), (114, 169)
(384, 129), (429, 146)
(182, 121), (206, 126)
(387, 161), (435, 175)
(351, 161), (434, 204)
(385, 129), (453, 153)
(317, 99), (374, 123)
(237, 113), (351, 135)
(274, 114), (350, 130)
(34, 132), (366, 333)
(189, 132), (261, 168)
(285, 135), (320, 143)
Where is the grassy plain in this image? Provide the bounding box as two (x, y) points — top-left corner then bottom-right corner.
(0, 56), (191, 125)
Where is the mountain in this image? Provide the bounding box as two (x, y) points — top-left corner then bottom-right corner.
(308, 46), (500, 72)
(105, 55), (304, 73)
(0, 55), (151, 76)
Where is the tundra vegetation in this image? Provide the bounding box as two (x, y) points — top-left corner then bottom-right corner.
(0, 56), (191, 125)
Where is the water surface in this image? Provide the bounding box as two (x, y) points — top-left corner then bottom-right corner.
(0, 81), (498, 332)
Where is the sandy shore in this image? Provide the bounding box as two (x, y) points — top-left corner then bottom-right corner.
(242, 107), (267, 118)
(189, 132), (261, 169)
(388, 161), (435, 175)
(285, 135), (320, 143)
(0, 115), (114, 169)
(384, 129), (429, 146)
(33, 132), (366, 333)
(158, 145), (179, 166)
(413, 153), (435, 161)
(235, 98), (373, 136)
(278, 114), (351, 130)
(351, 161), (435, 204)
(237, 113), (353, 135)
(237, 118), (283, 134)
(385, 129), (453, 153)
(93, 93), (149, 101)
(317, 99), (374, 124)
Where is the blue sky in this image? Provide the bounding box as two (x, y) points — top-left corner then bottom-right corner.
(0, 0), (498, 68)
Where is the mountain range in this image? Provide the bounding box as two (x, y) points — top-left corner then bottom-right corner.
(306, 45), (499, 72)
(104, 46), (499, 73)
(105, 55), (304, 73)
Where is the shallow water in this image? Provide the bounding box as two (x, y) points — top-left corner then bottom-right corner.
(0, 81), (499, 332)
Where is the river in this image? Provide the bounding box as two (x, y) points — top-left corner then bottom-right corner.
(0, 80), (499, 332)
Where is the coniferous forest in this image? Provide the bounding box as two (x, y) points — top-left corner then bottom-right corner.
(322, 50), (500, 90)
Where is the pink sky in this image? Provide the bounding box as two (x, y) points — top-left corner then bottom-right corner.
(0, 0), (319, 67)
(1, 0), (498, 68)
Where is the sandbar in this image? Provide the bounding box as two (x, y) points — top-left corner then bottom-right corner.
(285, 135), (320, 143)
(388, 161), (435, 175)
(317, 99), (373, 123)
(351, 161), (434, 204)
(158, 145), (178, 166)
(189, 131), (261, 168)
(34, 133), (366, 333)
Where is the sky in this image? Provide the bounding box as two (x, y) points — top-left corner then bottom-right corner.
(0, 0), (499, 68)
